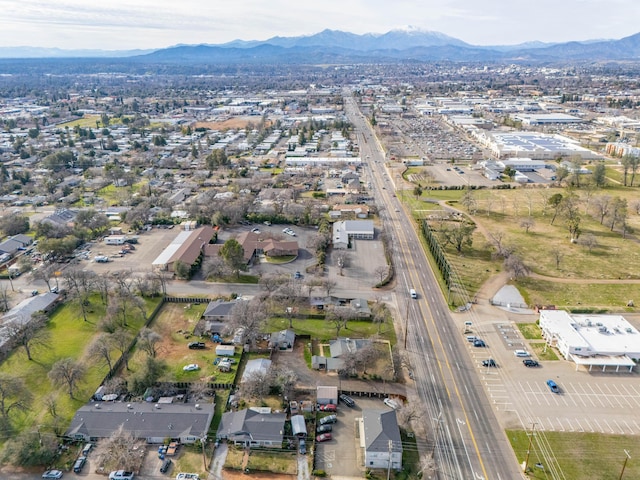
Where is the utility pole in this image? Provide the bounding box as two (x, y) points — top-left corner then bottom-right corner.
(619, 450), (631, 480)
(523, 422), (537, 473)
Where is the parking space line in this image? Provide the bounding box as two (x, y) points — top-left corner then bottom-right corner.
(603, 419), (615, 434)
(604, 384), (625, 409)
(613, 384), (634, 408)
(594, 419), (603, 433)
(556, 417), (565, 432)
(595, 384), (615, 408)
(588, 383), (607, 408)
(566, 418), (575, 432)
(583, 418), (595, 432)
(613, 420), (625, 434)
(618, 384), (638, 408)
(578, 383), (597, 407)
(623, 420), (632, 434)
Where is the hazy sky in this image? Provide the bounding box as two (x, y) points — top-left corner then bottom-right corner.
(1, 0), (639, 50)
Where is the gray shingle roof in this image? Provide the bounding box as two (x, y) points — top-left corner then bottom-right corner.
(362, 409), (402, 453)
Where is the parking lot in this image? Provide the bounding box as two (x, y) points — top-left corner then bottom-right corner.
(315, 397), (392, 478)
(465, 317), (640, 436)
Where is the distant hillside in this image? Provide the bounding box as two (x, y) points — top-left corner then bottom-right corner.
(1, 28), (639, 63)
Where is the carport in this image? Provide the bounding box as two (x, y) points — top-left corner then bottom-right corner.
(570, 354), (636, 372)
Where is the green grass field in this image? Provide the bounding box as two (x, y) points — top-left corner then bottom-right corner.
(0, 295), (160, 435)
(508, 430), (640, 479)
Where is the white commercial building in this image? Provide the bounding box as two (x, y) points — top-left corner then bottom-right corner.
(539, 310), (640, 372)
(332, 220), (374, 249)
(476, 131), (601, 160)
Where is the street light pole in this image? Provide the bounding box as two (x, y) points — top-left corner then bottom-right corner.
(619, 450), (631, 480)
(524, 423), (537, 473)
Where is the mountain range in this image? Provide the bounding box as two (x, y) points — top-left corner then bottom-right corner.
(1, 27), (640, 63)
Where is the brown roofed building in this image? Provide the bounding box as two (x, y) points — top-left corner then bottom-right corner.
(151, 226), (215, 272)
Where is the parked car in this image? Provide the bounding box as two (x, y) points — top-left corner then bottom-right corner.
(42, 471), (63, 479)
(175, 474), (199, 480)
(160, 458), (172, 474)
(319, 414), (338, 425)
(316, 433), (332, 442)
(339, 394), (355, 407)
(109, 471), (135, 480)
(316, 424), (333, 434)
(514, 350), (531, 357)
(294, 271), (302, 279)
(188, 342), (206, 350)
(81, 443), (93, 456)
(473, 339), (486, 347)
(547, 379), (560, 393)
(523, 359), (539, 367)
(73, 456), (87, 473)
(251, 228), (261, 233)
(383, 398), (400, 410)
(482, 359), (497, 367)
(298, 439), (307, 455)
(182, 364), (200, 371)
(318, 403), (337, 412)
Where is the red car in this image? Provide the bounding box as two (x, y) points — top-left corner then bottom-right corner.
(318, 404), (337, 412)
(316, 433), (332, 442)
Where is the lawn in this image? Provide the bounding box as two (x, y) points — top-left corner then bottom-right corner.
(516, 277), (640, 310)
(0, 294), (160, 435)
(246, 449), (297, 474)
(517, 322), (543, 340)
(507, 430), (640, 479)
(405, 184), (640, 308)
(173, 446), (208, 478)
(529, 342), (559, 361)
(124, 302), (240, 385)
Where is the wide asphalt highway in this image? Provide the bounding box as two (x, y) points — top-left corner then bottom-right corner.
(344, 93), (524, 480)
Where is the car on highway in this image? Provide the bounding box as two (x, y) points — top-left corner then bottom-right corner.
(316, 424), (333, 433)
(546, 379), (560, 393)
(523, 359), (539, 367)
(482, 359), (497, 367)
(42, 471), (63, 479)
(182, 364), (200, 371)
(188, 342), (206, 349)
(316, 433), (332, 442)
(473, 339), (486, 347)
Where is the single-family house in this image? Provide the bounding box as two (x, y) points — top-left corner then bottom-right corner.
(268, 329), (295, 351)
(65, 401), (215, 444)
(360, 409), (403, 470)
(241, 358), (272, 383)
(217, 408), (286, 447)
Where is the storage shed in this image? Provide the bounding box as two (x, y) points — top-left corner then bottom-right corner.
(215, 344), (235, 357)
(291, 415), (307, 437)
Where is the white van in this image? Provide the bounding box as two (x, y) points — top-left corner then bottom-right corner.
(409, 288), (417, 299)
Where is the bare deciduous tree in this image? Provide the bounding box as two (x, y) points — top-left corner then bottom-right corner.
(110, 329), (133, 370)
(7, 312), (49, 360)
(48, 357), (85, 399)
(87, 333), (115, 372)
(374, 265), (388, 284)
(326, 306), (357, 337)
(0, 373), (32, 431)
(137, 327), (162, 358)
(224, 299), (267, 349)
(98, 424), (145, 473)
(519, 217), (535, 234)
(504, 255), (530, 280)
(579, 233), (598, 253)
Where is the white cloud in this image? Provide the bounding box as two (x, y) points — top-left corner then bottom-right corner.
(0, 0), (638, 49)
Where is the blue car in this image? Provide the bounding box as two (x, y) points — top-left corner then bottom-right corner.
(546, 379), (560, 393)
